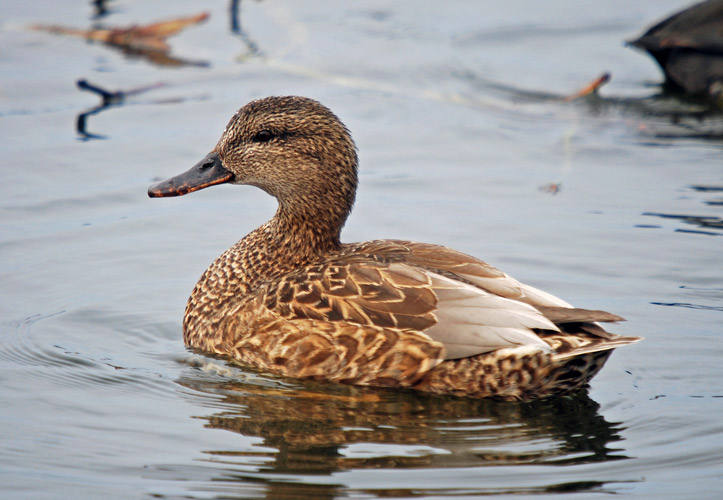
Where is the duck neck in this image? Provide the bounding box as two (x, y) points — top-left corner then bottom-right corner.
(268, 199), (347, 256)
(223, 200), (348, 295)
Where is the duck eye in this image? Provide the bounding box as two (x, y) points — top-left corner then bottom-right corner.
(253, 130), (274, 142)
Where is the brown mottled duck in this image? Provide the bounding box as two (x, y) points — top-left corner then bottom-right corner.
(149, 96), (641, 401)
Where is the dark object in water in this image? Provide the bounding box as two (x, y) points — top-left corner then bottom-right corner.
(75, 80), (165, 140)
(627, 0), (723, 97)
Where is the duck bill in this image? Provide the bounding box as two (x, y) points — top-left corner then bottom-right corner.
(148, 152), (233, 198)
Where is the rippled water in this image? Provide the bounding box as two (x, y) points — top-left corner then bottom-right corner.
(2, 1), (722, 498)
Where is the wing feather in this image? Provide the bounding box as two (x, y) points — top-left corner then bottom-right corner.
(266, 254), (561, 361)
(426, 272), (554, 359)
(259, 240), (633, 363)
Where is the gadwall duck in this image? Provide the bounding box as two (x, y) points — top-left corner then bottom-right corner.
(149, 96), (641, 400)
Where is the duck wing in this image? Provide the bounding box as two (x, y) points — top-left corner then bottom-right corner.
(367, 240), (576, 308)
(262, 242), (567, 360)
(347, 240), (637, 346)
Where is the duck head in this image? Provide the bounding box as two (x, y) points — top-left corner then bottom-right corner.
(149, 96), (359, 228)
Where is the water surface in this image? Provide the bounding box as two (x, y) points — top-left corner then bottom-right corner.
(1, 1), (722, 498)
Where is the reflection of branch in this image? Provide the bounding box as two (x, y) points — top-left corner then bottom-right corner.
(32, 12), (210, 67)
(91, 0), (112, 20)
(78, 79), (123, 106)
(75, 79), (165, 140)
(76, 103), (109, 140)
(229, 0), (261, 58)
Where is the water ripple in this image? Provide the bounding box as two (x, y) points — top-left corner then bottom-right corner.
(0, 311), (80, 368)
(0, 309), (178, 399)
(642, 212), (723, 235)
(651, 302), (723, 312)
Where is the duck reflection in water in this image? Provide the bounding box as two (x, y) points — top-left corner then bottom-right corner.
(176, 365), (631, 498)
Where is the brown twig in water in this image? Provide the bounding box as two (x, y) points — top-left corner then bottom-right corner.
(539, 183), (562, 195)
(563, 73), (612, 102)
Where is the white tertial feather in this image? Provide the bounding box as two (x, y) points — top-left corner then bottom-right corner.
(423, 272), (556, 360)
(518, 282), (574, 308)
(453, 271), (574, 308)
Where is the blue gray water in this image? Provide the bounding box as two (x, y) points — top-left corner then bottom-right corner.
(1, 1), (722, 498)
